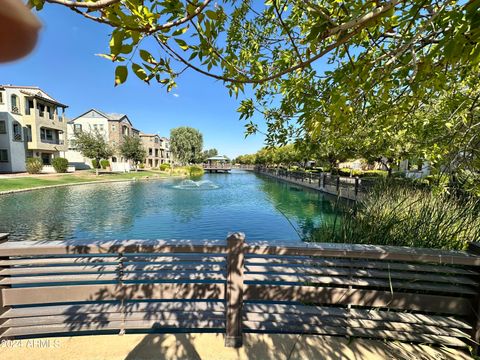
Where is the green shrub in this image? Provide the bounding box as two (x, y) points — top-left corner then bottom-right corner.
(362, 170), (388, 178)
(188, 165), (204, 177)
(338, 168), (352, 177)
(52, 157), (69, 173)
(391, 171), (407, 178)
(91, 159), (99, 169)
(100, 159), (110, 169)
(160, 163), (171, 171)
(25, 158), (43, 174)
(139, 163), (145, 169)
(334, 168), (364, 177)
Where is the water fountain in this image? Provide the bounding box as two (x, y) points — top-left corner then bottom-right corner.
(173, 179), (220, 190)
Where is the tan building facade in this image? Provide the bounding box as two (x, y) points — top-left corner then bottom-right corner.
(66, 109), (137, 171)
(0, 85), (67, 173)
(140, 133), (162, 168)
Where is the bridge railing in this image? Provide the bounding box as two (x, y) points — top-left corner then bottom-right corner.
(256, 166), (378, 200)
(203, 163), (232, 170)
(1, 233), (480, 353)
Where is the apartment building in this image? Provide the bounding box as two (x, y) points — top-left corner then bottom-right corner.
(139, 134), (174, 168)
(160, 137), (173, 164)
(66, 109), (138, 171)
(140, 133), (161, 168)
(0, 85), (67, 173)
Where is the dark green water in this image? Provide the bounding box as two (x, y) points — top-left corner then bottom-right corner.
(0, 170), (341, 242)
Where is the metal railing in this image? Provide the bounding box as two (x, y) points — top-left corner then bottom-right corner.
(203, 163), (232, 170)
(255, 167), (378, 200)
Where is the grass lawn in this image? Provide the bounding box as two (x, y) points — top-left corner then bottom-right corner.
(0, 170), (171, 192)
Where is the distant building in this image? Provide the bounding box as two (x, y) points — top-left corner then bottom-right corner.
(140, 133), (161, 168)
(0, 85), (67, 173)
(160, 137), (173, 165)
(140, 133), (173, 168)
(66, 109), (138, 171)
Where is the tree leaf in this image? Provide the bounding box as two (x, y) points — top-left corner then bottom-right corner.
(115, 65), (128, 86)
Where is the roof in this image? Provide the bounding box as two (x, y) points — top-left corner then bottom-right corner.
(72, 109), (132, 125)
(0, 85), (68, 108)
(207, 155), (230, 161)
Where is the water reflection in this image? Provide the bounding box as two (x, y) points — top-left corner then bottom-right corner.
(0, 171), (342, 242)
(258, 177), (343, 240)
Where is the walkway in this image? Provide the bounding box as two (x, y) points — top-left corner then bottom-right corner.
(0, 333), (471, 360)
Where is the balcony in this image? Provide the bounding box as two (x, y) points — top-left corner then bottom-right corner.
(41, 139), (64, 145)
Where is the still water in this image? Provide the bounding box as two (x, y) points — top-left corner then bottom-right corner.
(0, 170), (341, 242)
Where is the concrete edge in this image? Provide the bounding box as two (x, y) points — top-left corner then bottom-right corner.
(0, 175), (183, 196)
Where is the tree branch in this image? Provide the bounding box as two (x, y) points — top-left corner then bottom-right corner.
(53, 0), (212, 33)
(45, 0), (120, 9)
(273, 1), (303, 63)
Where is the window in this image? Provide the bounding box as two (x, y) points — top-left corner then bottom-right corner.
(112, 124), (116, 131)
(149, 148), (153, 156)
(0, 92), (3, 104)
(74, 124), (82, 133)
(11, 95), (20, 113)
(93, 124), (98, 130)
(40, 128), (53, 141)
(99, 124), (104, 131)
(0, 120), (6, 134)
(25, 99), (31, 115)
(41, 153), (51, 165)
(12, 122), (22, 141)
(26, 125), (32, 142)
(37, 103), (45, 117)
(0, 149), (8, 162)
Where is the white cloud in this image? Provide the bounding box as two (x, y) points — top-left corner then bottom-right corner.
(172, 93), (179, 98)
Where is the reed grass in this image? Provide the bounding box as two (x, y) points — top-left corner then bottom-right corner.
(312, 181), (480, 250)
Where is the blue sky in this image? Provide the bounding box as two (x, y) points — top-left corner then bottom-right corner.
(0, 5), (266, 158)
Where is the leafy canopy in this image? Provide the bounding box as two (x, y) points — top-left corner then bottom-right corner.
(73, 129), (114, 163)
(33, 0), (480, 173)
(169, 126), (203, 165)
(118, 135), (147, 165)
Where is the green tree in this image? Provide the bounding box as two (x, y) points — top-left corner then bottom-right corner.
(199, 148), (218, 163)
(170, 127), (203, 165)
(72, 130), (114, 176)
(34, 0), (480, 176)
(118, 135), (147, 171)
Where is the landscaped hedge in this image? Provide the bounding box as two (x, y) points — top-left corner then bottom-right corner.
(100, 159), (110, 169)
(188, 165), (204, 177)
(160, 163), (171, 171)
(331, 168), (387, 178)
(25, 158), (43, 174)
(52, 157), (69, 173)
(91, 159), (99, 169)
(361, 170), (389, 178)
